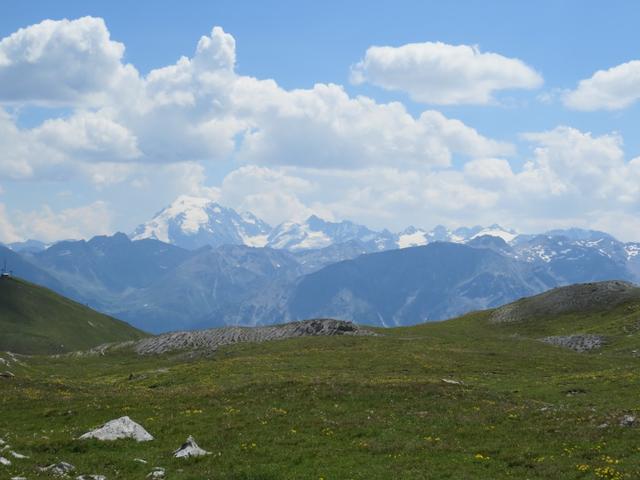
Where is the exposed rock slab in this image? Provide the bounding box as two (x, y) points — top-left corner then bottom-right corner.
(79, 416), (153, 442)
(541, 335), (605, 352)
(173, 436), (210, 458)
(131, 318), (375, 355)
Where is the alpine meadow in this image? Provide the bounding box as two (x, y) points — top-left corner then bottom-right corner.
(1, 2), (640, 479)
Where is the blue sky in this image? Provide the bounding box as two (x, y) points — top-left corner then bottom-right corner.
(1, 1), (640, 241)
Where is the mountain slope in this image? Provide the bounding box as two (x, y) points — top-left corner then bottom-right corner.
(0, 276), (146, 354)
(287, 242), (552, 326)
(33, 233), (193, 310)
(114, 245), (302, 332)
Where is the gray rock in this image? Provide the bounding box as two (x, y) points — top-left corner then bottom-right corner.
(10, 450), (28, 459)
(441, 378), (463, 385)
(173, 436), (210, 458)
(39, 461), (76, 476)
(76, 476), (107, 480)
(0, 371), (15, 378)
(541, 334), (605, 352)
(0, 456), (10, 466)
(79, 416), (153, 442)
(146, 467), (165, 479)
(620, 414), (636, 427)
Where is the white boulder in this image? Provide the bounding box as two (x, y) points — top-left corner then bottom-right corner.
(79, 416), (153, 442)
(173, 436), (211, 458)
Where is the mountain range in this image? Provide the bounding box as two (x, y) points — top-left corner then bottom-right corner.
(2, 196), (639, 332)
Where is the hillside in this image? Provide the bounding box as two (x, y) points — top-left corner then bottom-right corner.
(0, 276), (146, 354)
(2, 281), (640, 479)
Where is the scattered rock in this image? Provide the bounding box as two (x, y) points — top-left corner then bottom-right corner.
(10, 450), (28, 459)
(541, 335), (605, 352)
(598, 422), (609, 429)
(0, 371), (15, 378)
(441, 378), (463, 385)
(133, 458), (148, 464)
(39, 461), (76, 476)
(0, 438), (5, 445)
(76, 475), (106, 480)
(79, 416), (153, 442)
(146, 467), (165, 478)
(0, 456), (11, 466)
(173, 436), (211, 458)
(11, 476), (27, 480)
(620, 414), (636, 427)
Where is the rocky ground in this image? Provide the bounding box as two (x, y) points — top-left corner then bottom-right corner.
(86, 319), (376, 356)
(489, 280), (640, 324)
(540, 334), (606, 352)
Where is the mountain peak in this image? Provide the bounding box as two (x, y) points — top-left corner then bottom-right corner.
(131, 196), (271, 250)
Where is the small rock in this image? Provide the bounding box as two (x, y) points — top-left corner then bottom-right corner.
(0, 371), (14, 378)
(173, 436), (211, 458)
(10, 450), (28, 459)
(76, 475), (107, 480)
(441, 378), (462, 385)
(133, 458), (148, 464)
(39, 461), (76, 476)
(0, 456), (11, 466)
(620, 414), (636, 427)
(146, 467), (165, 478)
(598, 422), (609, 429)
(79, 416), (153, 442)
(11, 476), (27, 480)
(0, 438), (5, 445)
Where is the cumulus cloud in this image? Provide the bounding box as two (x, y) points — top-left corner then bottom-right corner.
(564, 60), (640, 110)
(351, 41), (542, 105)
(0, 17), (138, 106)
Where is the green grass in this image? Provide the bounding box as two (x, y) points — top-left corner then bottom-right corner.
(2, 296), (640, 478)
(0, 277), (146, 354)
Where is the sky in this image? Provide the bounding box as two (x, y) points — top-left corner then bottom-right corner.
(1, 0), (640, 242)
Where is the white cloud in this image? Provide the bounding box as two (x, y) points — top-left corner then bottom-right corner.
(0, 17), (138, 106)
(16, 201), (113, 242)
(219, 165), (315, 224)
(351, 41), (542, 105)
(0, 203), (21, 243)
(564, 60), (640, 110)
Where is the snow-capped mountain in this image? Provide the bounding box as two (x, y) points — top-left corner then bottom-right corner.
(267, 215), (395, 252)
(131, 196), (272, 250)
(395, 224), (517, 248)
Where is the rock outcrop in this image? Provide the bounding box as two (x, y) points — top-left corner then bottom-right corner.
(129, 319), (374, 355)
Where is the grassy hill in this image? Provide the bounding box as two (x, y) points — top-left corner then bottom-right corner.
(0, 276), (146, 354)
(1, 281), (640, 479)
